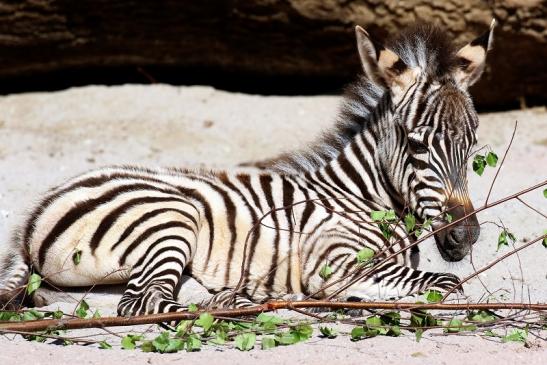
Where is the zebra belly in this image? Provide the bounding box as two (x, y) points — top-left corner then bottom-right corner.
(189, 216), (304, 301)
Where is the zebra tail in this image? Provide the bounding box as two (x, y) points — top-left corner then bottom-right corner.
(0, 230), (31, 309)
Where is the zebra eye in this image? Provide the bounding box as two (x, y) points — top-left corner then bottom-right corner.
(408, 138), (428, 154)
(408, 138), (429, 154)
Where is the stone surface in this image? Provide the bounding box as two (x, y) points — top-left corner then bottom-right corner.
(0, 1), (545, 107)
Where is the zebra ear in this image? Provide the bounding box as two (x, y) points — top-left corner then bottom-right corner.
(454, 19), (496, 87)
(355, 26), (417, 96)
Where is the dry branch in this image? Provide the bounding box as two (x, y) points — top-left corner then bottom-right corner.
(1, 301), (546, 333)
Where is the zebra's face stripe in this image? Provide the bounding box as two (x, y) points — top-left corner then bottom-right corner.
(401, 79), (480, 261)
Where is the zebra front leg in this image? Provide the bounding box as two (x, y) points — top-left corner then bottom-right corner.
(118, 240), (192, 316)
(342, 262), (461, 301)
(199, 290), (258, 309)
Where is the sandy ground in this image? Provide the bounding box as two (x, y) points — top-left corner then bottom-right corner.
(0, 85), (545, 364)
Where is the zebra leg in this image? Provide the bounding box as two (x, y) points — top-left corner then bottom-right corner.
(343, 262), (461, 301)
(117, 239), (193, 316)
(199, 290), (258, 309)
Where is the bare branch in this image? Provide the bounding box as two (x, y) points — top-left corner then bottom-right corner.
(1, 301), (546, 333)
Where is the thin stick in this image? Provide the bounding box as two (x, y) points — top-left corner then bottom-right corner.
(516, 197), (547, 219)
(484, 121), (517, 205)
(441, 234), (546, 299)
(1, 301), (545, 333)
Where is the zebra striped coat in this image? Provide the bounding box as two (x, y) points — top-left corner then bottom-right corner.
(0, 22), (494, 315)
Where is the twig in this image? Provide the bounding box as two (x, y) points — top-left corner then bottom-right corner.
(484, 121), (517, 205)
(0, 301), (545, 333)
(516, 197), (547, 219)
(442, 234), (546, 299)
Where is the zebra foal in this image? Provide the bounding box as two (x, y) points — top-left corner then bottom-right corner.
(0, 22), (495, 315)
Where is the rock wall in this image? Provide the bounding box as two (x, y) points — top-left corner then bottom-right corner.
(0, 0), (545, 107)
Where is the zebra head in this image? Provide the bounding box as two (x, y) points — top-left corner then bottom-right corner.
(355, 22), (495, 261)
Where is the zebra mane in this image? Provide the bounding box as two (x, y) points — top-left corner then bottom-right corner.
(260, 24), (458, 175)
(259, 77), (386, 174)
(387, 24), (459, 78)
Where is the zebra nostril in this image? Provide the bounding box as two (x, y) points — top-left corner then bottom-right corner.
(444, 229), (461, 249)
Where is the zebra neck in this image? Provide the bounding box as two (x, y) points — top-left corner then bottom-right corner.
(308, 97), (407, 213)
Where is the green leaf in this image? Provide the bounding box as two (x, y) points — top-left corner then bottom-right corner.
(256, 313), (283, 332)
(319, 264), (333, 280)
(350, 326), (365, 341)
(0, 311), (21, 321)
(387, 325), (401, 337)
(99, 341), (112, 350)
(121, 334), (143, 350)
(404, 213), (416, 233)
(291, 323), (313, 342)
(319, 326), (337, 339)
(379, 222), (393, 239)
(425, 290), (443, 303)
(140, 341), (155, 352)
(365, 315), (387, 336)
(75, 300), (90, 318)
(445, 318), (463, 333)
(261, 336), (277, 350)
(356, 247), (375, 264)
(235, 333), (256, 351)
(468, 310), (496, 323)
(25, 333), (46, 342)
(384, 210), (397, 221)
(370, 210), (386, 221)
(151, 332), (184, 353)
(195, 312), (214, 333)
(415, 329), (423, 342)
(497, 229), (516, 251)
(175, 320), (193, 336)
(92, 310), (101, 319)
(486, 152), (498, 167)
(273, 323), (313, 346)
(445, 213), (453, 223)
(187, 303), (198, 312)
(209, 329), (227, 345)
(444, 318), (477, 333)
(256, 313), (283, 325)
(151, 332), (170, 352)
(542, 229), (547, 248)
(472, 155), (486, 176)
(410, 309), (438, 340)
(380, 312), (401, 326)
(22, 309), (44, 321)
(185, 334), (202, 352)
(422, 219), (432, 229)
(72, 249), (82, 265)
(49, 310), (64, 319)
(275, 332), (299, 345)
(543, 188), (547, 198)
(26, 273), (42, 295)
(502, 329), (527, 343)
(165, 338), (184, 353)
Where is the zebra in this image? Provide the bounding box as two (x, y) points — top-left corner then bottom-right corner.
(0, 22), (495, 315)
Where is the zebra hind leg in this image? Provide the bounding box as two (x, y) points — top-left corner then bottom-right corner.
(117, 238), (194, 316)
